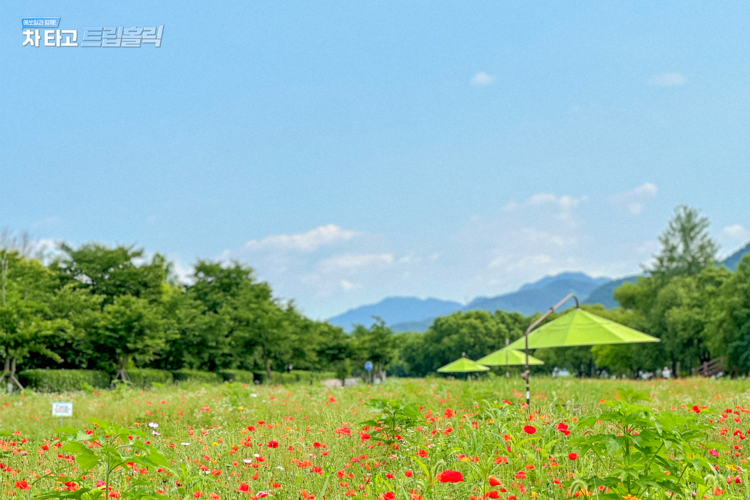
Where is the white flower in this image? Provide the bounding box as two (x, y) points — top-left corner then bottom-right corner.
(148, 422), (159, 429)
(152, 431), (161, 436)
(242, 459), (253, 464)
(181, 442), (191, 446)
(250, 394), (258, 398)
(276, 466), (284, 471)
(253, 453), (260, 458)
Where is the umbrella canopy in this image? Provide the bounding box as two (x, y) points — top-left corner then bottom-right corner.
(437, 357), (490, 373)
(476, 347), (544, 366)
(508, 308), (659, 349)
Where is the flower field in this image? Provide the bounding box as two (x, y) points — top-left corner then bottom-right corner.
(2, 377), (750, 500)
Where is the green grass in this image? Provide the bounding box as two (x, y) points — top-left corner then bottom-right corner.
(1, 376), (749, 499)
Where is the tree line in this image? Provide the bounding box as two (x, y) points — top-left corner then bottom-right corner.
(0, 240), (396, 388)
(1, 205), (748, 385)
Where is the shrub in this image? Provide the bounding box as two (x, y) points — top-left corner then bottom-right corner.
(172, 370), (222, 384)
(127, 368), (173, 388)
(218, 369), (256, 384)
(19, 369), (110, 392)
(264, 370), (337, 385)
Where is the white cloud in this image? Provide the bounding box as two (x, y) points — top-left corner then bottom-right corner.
(245, 224), (358, 252)
(723, 224), (750, 242)
(648, 73), (686, 87)
(470, 72), (495, 86)
(319, 253), (394, 271)
(340, 279), (360, 291)
(504, 193), (585, 212)
(502, 193), (586, 226)
(610, 182), (658, 215)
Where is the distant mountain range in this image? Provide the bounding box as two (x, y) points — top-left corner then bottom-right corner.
(723, 242), (750, 271)
(328, 241), (750, 333)
(581, 276), (639, 309)
(329, 297), (462, 331)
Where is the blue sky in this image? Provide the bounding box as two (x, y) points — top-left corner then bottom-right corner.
(2, 2), (748, 319)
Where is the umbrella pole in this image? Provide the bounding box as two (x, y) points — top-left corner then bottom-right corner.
(505, 337), (510, 378)
(523, 293), (579, 407)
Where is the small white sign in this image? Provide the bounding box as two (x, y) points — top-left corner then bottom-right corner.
(52, 402), (73, 417)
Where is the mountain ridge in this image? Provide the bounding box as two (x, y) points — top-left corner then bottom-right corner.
(329, 241), (750, 333)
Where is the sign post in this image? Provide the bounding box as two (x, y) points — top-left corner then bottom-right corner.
(52, 401), (73, 428)
(364, 361), (373, 384)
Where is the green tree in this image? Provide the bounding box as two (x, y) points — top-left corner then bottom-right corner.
(53, 244), (168, 307)
(0, 251), (70, 390)
(705, 255), (750, 374)
(399, 310), (525, 376)
(222, 279), (293, 379)
(649, 205), (718, 281)
(96, 295), (169, 381)
(351, 318), (397, 379)
(190, 260), (254, 314)
(156, 286), (228, 371)
(610, 206), (725, 375)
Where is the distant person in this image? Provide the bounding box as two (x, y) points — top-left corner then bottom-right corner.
(662, 366), (671, 379)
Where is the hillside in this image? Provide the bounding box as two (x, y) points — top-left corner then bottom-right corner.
(343, 272), (608, 333)
(328, 296), (462, 331)
(464, 272), (609, 315)
(583, 276), (639, 308)
(723, 242), (750, 271)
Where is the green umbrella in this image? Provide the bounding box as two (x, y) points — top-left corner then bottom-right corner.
(437, 356), (490, 373)
(476, 347), (544, 366)
(512, 293), (661, 408)
(508, 308), (659, 349)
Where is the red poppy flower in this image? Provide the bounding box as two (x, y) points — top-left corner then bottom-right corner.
(361, 433), (371, 441)
(417, 449), (428, 458)
(405, 471), (413, 477)
(487, 491), (500, 499)
(568, 453), (578, 460)
(523, 425), (537, 434)
(489, 476), (501, 486)
(267, 440), (279, 448)
(15, 481), (30, 491)
(236, 484), (251, 493)
(437, 470), (464, 483)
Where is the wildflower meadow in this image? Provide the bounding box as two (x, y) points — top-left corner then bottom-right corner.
(2, 377), (750, 500)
